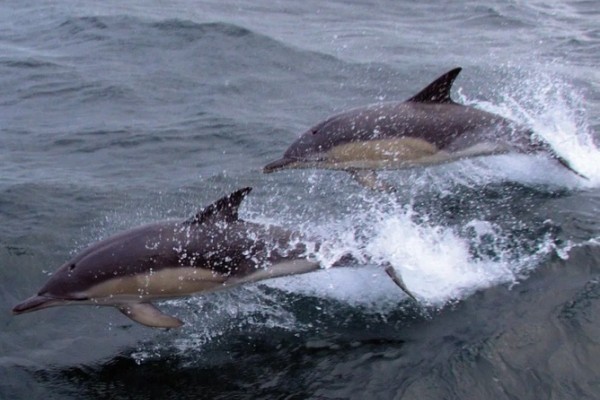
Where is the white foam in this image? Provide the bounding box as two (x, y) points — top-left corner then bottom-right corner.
(458, 69), (600, 186)
(262, 208), (517, 309)
(258, 69), (599, 311)
(134, 68), (597, 356)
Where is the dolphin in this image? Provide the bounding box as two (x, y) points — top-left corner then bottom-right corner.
(12, 188), (325, 328)
(263, 67), (584, 181)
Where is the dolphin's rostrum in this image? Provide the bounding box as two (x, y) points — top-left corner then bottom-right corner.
(264, 67), (584, 180)
(12, 188), (324, 328)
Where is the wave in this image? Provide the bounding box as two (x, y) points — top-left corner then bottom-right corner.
(144, 66), (600, 350)
(54, 15), (288, 53)
(3, 13), (598, 370)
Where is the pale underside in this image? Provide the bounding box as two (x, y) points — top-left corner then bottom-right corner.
(293, 137), (511, 171)
(70, 259), (321, 328)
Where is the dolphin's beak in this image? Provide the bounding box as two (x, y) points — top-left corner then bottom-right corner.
(263, 157), (295, 173)
(12, 295), (63, 314)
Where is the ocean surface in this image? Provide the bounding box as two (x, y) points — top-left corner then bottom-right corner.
(1, 1), (599, 398)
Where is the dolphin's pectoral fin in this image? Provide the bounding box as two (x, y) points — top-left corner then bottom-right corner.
(384, 264), (418, 302)
(349, 170), (396, 193)
(117, 303), (184, 328)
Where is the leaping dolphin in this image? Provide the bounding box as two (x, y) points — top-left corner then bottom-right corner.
(12, 188), (325, 328)
(264, 67), (584, 182)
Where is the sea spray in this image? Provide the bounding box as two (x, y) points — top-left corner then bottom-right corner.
(457, 67), (600, 185)
(132, 67), (597, 358)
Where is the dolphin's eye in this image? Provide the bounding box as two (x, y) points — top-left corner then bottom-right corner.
(69, 263), (76, 271)
(311, 129), (318, 135)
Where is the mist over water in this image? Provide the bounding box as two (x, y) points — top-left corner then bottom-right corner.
(1, 1), (600, 399)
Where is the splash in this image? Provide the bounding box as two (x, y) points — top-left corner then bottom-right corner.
(133, 66), (597, 359)
(458, 67), (600, 186)
(137, 190), (559, 363)
(235, 66), (600, 328)
(263, 202), (538, 308)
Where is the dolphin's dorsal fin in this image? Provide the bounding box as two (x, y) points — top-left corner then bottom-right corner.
(187, 187), (252, 225)
(406, 67), (462, 104)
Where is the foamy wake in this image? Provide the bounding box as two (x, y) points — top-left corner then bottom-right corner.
(458, 67), (600, 186)
(264, 206), (543, 309)
(265, 67), (599, 309)
(132, 68), (598, 360)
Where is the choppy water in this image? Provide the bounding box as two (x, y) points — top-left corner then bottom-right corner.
(1, 1), (600, 399)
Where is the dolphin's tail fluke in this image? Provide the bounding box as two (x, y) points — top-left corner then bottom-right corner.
(384, 264), (418, 302)
(529, 132), (588, 179)
(553, 153), (588, 180)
